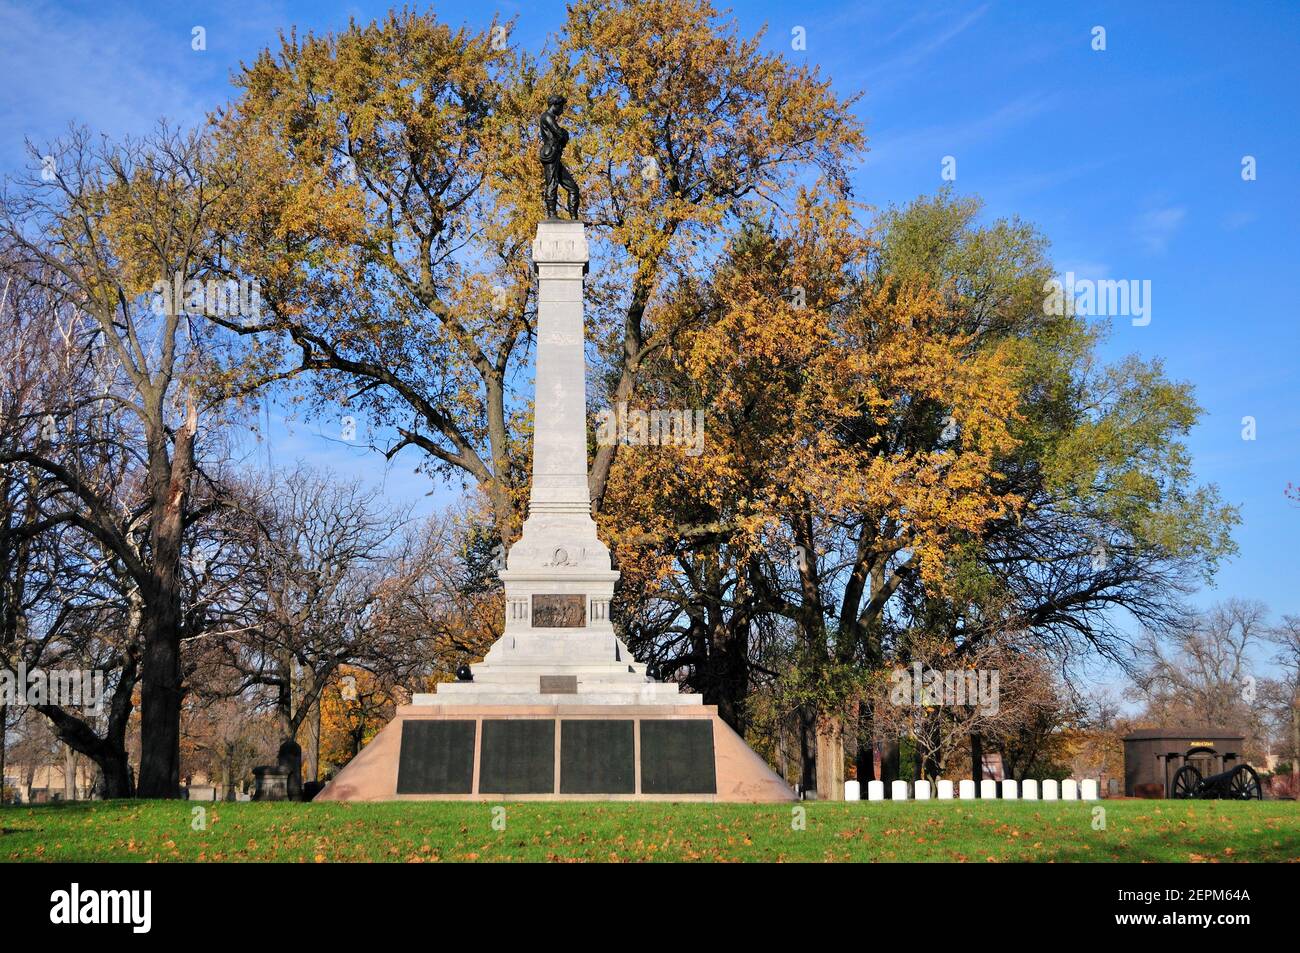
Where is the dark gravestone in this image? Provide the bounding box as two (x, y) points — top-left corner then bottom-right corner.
(479, 720), (555, 794)
(252, 766), (290, 801)
(277, 739), (304, 801)
(396, 720), (476, 794)
(640, 720), (717, 795)
(560, 720), (634, 794)
(302, 780), (327, 801)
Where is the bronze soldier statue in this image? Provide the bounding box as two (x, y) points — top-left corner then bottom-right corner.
(539, 94), (579, 219)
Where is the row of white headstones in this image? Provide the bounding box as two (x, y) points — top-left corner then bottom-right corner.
(846, 778), (1100, 801)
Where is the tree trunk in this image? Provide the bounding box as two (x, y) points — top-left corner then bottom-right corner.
(816, 719), (844, 800)
(136, 411), (196, 799)
(799, 705), (817, 796)
(0, 702), (6, 803)
(98, 750), (133, 799)
(881, 737), (901, 787)
(710, 616), (751, 734)
(62, 744), (77, 800)
(792, 507), (830, 798)
(1291, 696), (1299, 777)
(35, 705), (135, 799)
(854, 706), (875, 784)
(971, 732), (984, 784)
(855, 741), (874, 785)
(921, 716), (942, 781)
(307, 699), (321, 784)
(137, 605), (182, 797)
(694, 560), (752, 736)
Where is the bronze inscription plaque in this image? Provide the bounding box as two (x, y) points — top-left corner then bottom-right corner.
(532, 594), (586, 628)
(540, 675), (578, 694)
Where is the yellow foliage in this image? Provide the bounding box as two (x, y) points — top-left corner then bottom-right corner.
(603, 188), (1023, 600)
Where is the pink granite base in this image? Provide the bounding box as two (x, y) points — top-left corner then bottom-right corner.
(315, 704), (795, 803)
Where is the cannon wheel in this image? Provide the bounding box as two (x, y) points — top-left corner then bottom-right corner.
(1171, 764), (1202, 799)
(1227, 764), (1262, 800)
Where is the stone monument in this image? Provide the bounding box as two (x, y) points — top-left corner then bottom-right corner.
(317, 106), (792, 802)
(417, 221), (691, 707)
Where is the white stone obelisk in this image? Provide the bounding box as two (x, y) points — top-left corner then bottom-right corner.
(423, 220), (698, 706)
(499, 219), (618, 625)
(526, 221), (600, 525)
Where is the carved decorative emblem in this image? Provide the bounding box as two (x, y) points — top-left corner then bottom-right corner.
(543, 546), (585, 567)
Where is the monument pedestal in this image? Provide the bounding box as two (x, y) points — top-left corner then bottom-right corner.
(314, 704), (794, 802)
(318, 221), (793, 803)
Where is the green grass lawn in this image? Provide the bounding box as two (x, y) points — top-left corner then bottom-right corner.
(2, 799), (1296, 862)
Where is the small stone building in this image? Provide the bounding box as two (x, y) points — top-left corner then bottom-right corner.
(1121, 729), (1246, 797)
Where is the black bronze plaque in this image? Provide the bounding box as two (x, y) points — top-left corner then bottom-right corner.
(540, 675), (578, 694)
(479, 719), (555, 794)
(532, 594), (586, 627)
(640, 720), (716, 795)
(396, 720), (475, 794)
(560, 720), (634, 794)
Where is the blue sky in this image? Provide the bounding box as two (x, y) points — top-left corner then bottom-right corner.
(2, 1), (1297, 664)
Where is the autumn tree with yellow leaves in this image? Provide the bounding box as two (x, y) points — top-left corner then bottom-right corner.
(603, 185), (1235, 793)
(208, 0), (862, 549)
(601, 191), (1024, 789)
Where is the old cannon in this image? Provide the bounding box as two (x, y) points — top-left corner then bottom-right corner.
(1170, 762), (1262, 800)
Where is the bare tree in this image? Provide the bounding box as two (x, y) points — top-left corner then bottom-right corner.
(0, 126), (239, 796)
(6, 707), (59, 802)
(867, 632), (1066, 782)
(0, 255), (144, 796)
(1134, 598), (1269, 757)
(1267, 615), (1300, 776)
(213, 466), (420, 797)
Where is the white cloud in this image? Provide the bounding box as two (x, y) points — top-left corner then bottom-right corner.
(863, 91), (1055, 172)
(1056, 260), (1111, 283)
(857, 4), (991, 90)
(1133, 206), (1187, 254)
(1222, 210), (1257, 231)
(0, 1), (213, 165)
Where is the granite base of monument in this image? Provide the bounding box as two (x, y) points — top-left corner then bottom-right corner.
(314, 704), (794, 803)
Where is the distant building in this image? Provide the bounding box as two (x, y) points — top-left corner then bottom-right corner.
(1121, 729), (1247, 797)
(3, 760), (97, 803)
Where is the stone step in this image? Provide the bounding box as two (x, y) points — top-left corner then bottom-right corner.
(435, 679), (685, 695)
(415, 690), (705, 706)
(465, 665), (649, 681)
